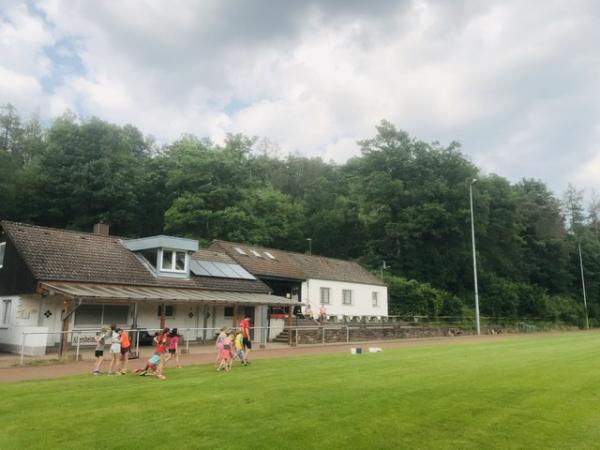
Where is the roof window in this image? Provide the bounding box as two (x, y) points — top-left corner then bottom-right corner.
(251, 249), (263, 258)
(235, 247), (248, 255)
(160, 249), (188, 273)
(264, 251), (277, 260)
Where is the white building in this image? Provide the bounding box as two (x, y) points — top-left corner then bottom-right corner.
(0, 221), (297, 355)
(209, 241), (388, 321)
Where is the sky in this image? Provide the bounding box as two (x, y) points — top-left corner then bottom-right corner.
(1, 0), (600, 196)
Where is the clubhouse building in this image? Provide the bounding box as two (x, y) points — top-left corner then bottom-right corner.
(0, 221), (387, 355)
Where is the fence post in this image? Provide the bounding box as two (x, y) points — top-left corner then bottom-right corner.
(135, 331), (140, 357)
(20, 332), (26, 365)
(75, 333), (81, 362)
(295, 328), (298, 346)
(346, 326), (349, 343)
(322, 326), (325, 344)
(186, 332), (190, 354)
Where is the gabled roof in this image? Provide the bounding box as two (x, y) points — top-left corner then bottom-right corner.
(209, 240), (386, 286)
(209, 240), (306, 281)
(0, 221), (270, 294)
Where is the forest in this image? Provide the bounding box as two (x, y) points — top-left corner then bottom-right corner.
(1, 104), (597, 326)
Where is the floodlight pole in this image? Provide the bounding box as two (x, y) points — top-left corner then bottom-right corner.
(307, 238), (312, 256)
(469, 179), (481, 335)
(578, 242), (590, 329)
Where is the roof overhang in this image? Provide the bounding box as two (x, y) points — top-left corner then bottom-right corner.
(39, 282), (299, 306)
(121, 235), (198, 252)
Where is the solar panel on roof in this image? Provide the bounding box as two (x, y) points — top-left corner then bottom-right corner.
(228, 264), (255, 279)
(213, 262), (240, 277)
(190, 260), (255, 280)
(198, 261), (227, 277)
(189, 260), (210, 276)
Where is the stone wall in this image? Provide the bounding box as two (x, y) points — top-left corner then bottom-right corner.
(288, 323), (560, 345)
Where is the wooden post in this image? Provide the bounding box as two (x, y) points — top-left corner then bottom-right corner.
(288, 305), (293, 346)
(59, 298), (72, 359)
(160, 302), (166, 329)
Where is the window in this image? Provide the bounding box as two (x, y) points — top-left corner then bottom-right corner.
(157, 305), (175, 317)
(0, 242), (5, 269)
(74, 305), (103, 326)
(264, 251), (276, 260)
(342, 289), (353, 305)
(250, 249), (263, 258)
(1, 299), (11, 326)
(224, 306), (234, 318)
(372, 292), (379, 307)
(235, 247), (248, 255)
(103, 305), (129, 325)
(320, 287), (330, 304)
(159, 249), (187, 273)
(74, 305), (129, 326)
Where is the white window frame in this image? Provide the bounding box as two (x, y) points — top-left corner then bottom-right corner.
(342, 289), (353, 305)
(372, 292), (379, 307)
(264, 251), (276, 260)
(250, 249), (263, 258)
(1, 299), (12, 326)
(159, 249), (188, 273)
(0, 242), (5, 269)
(320, 287), (330, 305)
(235, 247), (248, 255)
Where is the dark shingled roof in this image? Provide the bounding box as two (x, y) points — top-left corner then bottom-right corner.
(209, 240), (385, 286)
(1, 221), (270, 293)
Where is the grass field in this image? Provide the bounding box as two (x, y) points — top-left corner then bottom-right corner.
(1, 333), (600, 449)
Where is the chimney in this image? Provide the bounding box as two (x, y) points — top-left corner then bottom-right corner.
(93, 222), (110, 236)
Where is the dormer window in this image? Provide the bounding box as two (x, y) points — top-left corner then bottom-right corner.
(235, 247), (248, 255)
(160, 249), (188, 273)
(264, 251), (276, 260)
(250, 249), (263, 257)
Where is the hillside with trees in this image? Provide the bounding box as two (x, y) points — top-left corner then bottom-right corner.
(1, 104), (596, 326)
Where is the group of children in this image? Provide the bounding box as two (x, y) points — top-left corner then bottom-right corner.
(93, 318), (253, 379)
(215, 327), (249, 371)
(93, 325), (181, 380)
(93, 324), (131, 376)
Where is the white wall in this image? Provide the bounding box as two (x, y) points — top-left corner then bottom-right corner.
(301, 279), (388, 318)
(0, 295), (50, 355)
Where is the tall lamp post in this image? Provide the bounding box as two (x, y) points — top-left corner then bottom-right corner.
(306, 238), (312, 256)
(469, 179), (481, 335)
(578, 242), (590, 329)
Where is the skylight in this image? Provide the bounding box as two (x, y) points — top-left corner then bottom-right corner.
(251, 249), (263, 257)
(235, 247), (247, 255)
(264, 251), (276, 260)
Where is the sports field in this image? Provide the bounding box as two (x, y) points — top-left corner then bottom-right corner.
(1, 333), (599, 449)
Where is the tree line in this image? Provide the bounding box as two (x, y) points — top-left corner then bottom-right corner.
(1, 104), (597, 326)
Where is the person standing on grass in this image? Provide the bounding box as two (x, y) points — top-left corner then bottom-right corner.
(234, 329), (246, 366)
(240, 315), (252, 364)
(217, 331), (234, 372)
(215, 326), (227, 368)
(107, 324), (122, 376)
(165, 328), (182, 368)
(119, 328), (131, 374)
(92, 327), (108, 375)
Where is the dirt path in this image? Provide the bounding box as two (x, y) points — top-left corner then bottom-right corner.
(0, 332), (584, 383)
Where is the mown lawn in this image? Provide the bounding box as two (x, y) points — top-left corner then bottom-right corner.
(1, 333), (600, 449)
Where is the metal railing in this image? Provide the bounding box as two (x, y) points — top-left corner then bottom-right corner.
(17, 318), (571, 365)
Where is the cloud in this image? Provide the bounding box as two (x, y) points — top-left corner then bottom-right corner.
(2, 0), (600, 197)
